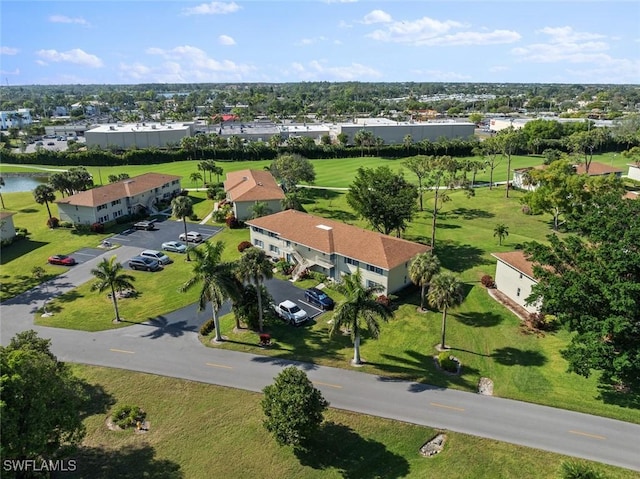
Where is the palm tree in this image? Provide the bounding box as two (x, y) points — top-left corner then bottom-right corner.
(190, 172), (204, 189)
(330, 269), (392, 365)
(408, 253), (441, 311)
(428, 273), (465, 350)
(33, 184), (56, 220)
(493, 223), (509, 245)
(171, 196), (194, 261)
(90, 256), (135, 323)
(180, 241), (236, 342)
(236, 247), (273, 332)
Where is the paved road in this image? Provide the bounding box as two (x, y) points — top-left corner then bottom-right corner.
(2, 247), (639, 472)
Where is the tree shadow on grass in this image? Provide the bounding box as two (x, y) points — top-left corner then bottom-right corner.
(0, 239), (48, 264)
(444, 207), (496, 220)
(597, 388), (640, 409)
(452, 311), (504, 328)
(70, 444), (183, 479)
(492, 347), (547, 367)
(295, 422), (409, 479)
(437, 241), (489, 273)
(304, 188), (342, 202)
(78, 382), (116, 419)
(309, 207), (357, 223)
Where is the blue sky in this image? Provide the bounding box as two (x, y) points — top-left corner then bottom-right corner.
(1, 1), (639, 85)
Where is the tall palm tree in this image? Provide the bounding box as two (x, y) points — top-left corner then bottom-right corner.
(330, 269), (393, 365)
(33, 184), (56, 220)
(190, 171), (204, 189)
(90, 256), (135, 323)
(428, 273), (465, 350)
(171, 196), (194, 261)
(236, 247), (273, 332)
(180, 241), (236, 342)
(408, 253), (441, 311)
(493, 223), (509, 245)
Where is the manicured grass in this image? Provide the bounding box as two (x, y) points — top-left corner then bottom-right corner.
(68, 364), (637, 479)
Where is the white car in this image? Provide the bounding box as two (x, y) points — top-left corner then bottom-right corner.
(179, 231), (203, 243)
(273, 300), (308, 326)
(140, 249), (172, 265)
(162, 241), (187, 253)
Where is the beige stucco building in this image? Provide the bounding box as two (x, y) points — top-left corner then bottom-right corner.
(85, 122), (195, 149)
(246, 210), (431, 294)
(56, 173), (182, 225)
(492, 251), (540, 314)
(224, 170), (285, 221)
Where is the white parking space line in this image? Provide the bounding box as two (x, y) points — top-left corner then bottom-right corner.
(112, 237), (131, 241)
(300, 300), (323, 312)
(74, 252), (97, 257)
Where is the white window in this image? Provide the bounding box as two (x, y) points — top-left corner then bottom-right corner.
(254, 239), (264, 248)
(517, 288), (521, 297)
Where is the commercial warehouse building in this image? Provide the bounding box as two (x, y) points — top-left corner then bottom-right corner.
(85, 122), (195, 149)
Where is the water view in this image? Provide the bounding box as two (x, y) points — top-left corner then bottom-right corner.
(1, 175), (50, 193)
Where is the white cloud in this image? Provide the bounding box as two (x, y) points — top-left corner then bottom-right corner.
(489, 65), (509, 73)
(0, 68), (20, 76)
(1, 46), (19, 55)
(35, 49), (103, 68)
(537, 26), (606, 43)
(295, 36), (327, 46)
(362, 10), (392, 25)
(48, 15), (89, 26)
(218, 35), (236, 45)
(512, 26), (611, 63)
(121, 45), (254, 82)
(366, 15), (520, 47)
(286, 60), (381, 81)
(182, 2), (240, 16)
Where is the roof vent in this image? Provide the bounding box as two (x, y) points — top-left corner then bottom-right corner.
(316, 224), (332, 231)
(257, 182), (263, 186)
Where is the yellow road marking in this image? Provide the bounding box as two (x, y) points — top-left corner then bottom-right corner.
(205, 362), (233, 370)
(430, 402), (465, 412)
(109, 348), (135, 354)
(568, 430), (606, 440)
(312, 381), (343, 389)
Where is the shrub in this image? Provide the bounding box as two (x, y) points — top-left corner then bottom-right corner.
(480, 275), (495, 288)
(74, 224), (91, 233)
(225, 215), (240, 229)
(46, 217), (59, 228)
(15, 227), (28, 238)
(213, 208), (229, 223)
(437, 352), (459, 373)
(527, 312), (558, 332)
(376, 294), (391, 308)
(521, 205), (532, 215)
(189, 213), (198, 221)
(237, 241), (253, 253)
(59, 221), (73, 228)
(559, 461), (605, 479)
(200, 318), (216, 336)
(111, 404), (146, 429)
(277, 260), (294, 275)
(310, 271), (327, 283)
(90, 222), (104, 233)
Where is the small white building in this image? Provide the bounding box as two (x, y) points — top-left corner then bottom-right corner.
(0, 211), (17, 242)
(628, 163), (640, 182)
(513, 162), (623, 191)
(223, 170), (285, 221)
(492, 251), (540, 314)
(246, 209), (431, 294)
(56, 173), (181, 225)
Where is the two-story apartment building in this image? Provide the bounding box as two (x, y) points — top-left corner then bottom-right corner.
(224, 169), (285, 221)
(56, 173), (181, 225)
(492, 251), (541, 314)
(246, 210), (431, 294)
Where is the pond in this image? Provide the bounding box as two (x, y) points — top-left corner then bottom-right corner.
(1, 175), (50, 193)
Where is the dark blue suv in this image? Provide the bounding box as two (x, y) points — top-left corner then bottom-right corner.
(304, 287), (335, 310)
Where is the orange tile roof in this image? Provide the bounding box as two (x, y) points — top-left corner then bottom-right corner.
(624, 191), (639, 200)
(224, 169), (285, 202)
(0, 211), (16, 220)
(55, 173), (181, 207)
(574, 162), (622, 175)
(492, 251), (537, 279)
(247, 210), (431, 270)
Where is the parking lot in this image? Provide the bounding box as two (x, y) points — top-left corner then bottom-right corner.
(107, 217), (222, 250)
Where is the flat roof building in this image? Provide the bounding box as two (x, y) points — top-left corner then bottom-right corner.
(85, 122), (195, 149)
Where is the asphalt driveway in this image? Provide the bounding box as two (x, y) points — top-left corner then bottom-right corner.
(107, 217), (222, 251)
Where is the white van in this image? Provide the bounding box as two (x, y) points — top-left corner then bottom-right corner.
(140, 249), (172, 265)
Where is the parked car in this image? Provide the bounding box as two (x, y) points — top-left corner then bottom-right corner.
(273, 300), (308, 326)
(48, 254), (77, 266)
(47, 142), (55, 146)
(162, 241), (187, 253)
(133, 220), (156, 230)
(304, 287), (335, 310)
(140, 249), (172, 265)
(179, 231), (203, 243)
(128, 256), (162, 272)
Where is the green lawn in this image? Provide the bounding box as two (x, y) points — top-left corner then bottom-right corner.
(68, 364), (638, 479)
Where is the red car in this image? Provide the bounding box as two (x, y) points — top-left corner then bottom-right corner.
(48, 255), (77, 266)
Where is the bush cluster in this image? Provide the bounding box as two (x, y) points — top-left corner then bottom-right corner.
(90, 222), (105, 233)
(376, 294), (391, 308)
(200, 318), (216, 336)
(437, 352), (459, 373)
(46, 217), (59, 228)
(225, 215), (240, 229)
(237, 241), (253, 253)
(480, 275), (496, 288)
(112, 404), (146, 429)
